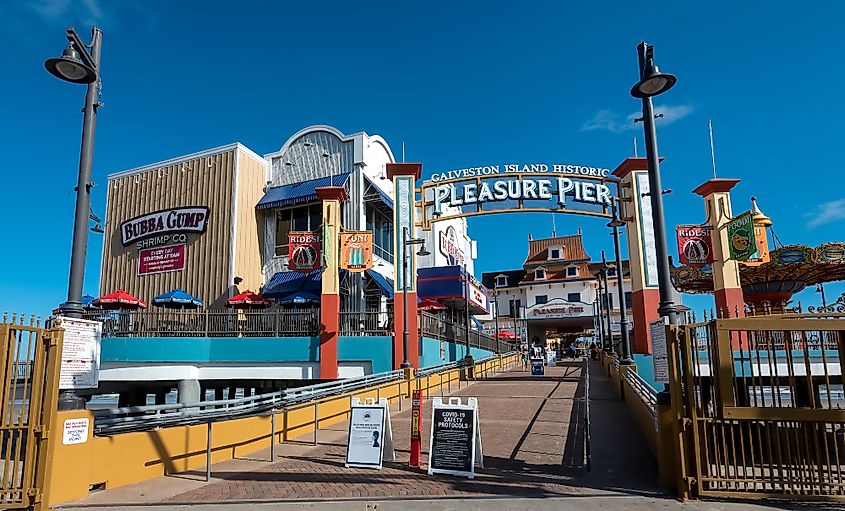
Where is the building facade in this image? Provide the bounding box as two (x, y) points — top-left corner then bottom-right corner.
(478, 232), (634, 350)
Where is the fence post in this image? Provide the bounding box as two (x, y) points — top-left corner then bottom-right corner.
(313, 402), (319, 446)
(206, 422), (212, 481)
(204, 310), (209, 337)
(270, 412), (276, 462)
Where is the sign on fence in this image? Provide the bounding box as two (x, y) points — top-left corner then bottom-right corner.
(428, 397), (483, 479)
(345, 397), (394, 469)
(62, 418), (90, 445)
(650, 317), (669, 383)
(56, 316), (101, 390)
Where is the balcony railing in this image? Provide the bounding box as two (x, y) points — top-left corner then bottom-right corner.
(419, 311), (504, 353)
(339, 310), (392, 336)
(82, 308), (320, 338)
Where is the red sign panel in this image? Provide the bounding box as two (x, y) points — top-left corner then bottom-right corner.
(288, 232), (321, 272)
(138, 244), (186, 275)
(676, 225), (714, 266)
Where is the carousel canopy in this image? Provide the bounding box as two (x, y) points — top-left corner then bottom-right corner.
(672, 243), (845, 300)
(152, 289), (203, 309)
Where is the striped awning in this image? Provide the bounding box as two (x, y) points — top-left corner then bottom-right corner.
(257, 173), (350, 210)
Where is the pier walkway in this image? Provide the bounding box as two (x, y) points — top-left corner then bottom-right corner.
(58, 362), (788, 510)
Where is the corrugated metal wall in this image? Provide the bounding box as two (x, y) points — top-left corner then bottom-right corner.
(233, 149), (267, 295)
(101, 149), (236, 308)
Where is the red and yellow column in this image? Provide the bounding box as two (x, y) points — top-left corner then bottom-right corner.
(612, 158), (661, 354)
(388, 163), (421, 369)
(693, 179), (745, 318)
(316, 186), (346, 379)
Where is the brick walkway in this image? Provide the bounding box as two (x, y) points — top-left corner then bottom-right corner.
(164, 360), (657, 502)
(66, 360), (662, 507)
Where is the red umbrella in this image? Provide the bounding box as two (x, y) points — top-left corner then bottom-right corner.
(418, 298), (447, 311)
(94, 290), (147, 309)
(496, 330), (518, 340)
(227, 290), (270, 308)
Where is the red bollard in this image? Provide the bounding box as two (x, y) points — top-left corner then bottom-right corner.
(409, 390), (422, 467)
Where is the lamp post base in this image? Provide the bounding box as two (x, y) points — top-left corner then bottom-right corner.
(400, 361), (412, 369)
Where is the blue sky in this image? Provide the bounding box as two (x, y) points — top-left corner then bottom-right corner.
(1, 0), (844, 317)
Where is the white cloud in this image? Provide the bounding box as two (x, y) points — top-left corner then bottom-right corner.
(806, 198), (845, 229)
(580, 104), (695, 133)
(29, 0), (103, 25)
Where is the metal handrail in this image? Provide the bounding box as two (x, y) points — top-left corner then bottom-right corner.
(624, 368), (658, 418)
(584, 357), (591, 472)
(93, 369), (404, 434)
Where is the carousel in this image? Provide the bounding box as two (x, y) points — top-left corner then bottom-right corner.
(671, 200), (845, 315)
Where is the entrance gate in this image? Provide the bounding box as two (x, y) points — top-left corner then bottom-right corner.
(668, 316), (845, 500)
(0, 317), (62, 510)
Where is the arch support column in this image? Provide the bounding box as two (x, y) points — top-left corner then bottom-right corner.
(316, 186), (346, 379)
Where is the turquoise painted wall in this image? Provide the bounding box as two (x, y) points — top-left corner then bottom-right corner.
(101, 336), (320, 363)
(338, 336), (393, 374)
(420, 337), (494, 368)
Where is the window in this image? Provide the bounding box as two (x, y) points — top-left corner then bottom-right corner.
(567, 292), (580, 303)
(275, 204), (322, 256)
(366, 205), (394, 263)
(535, 295), (548, 305)
(549, 248), (561, 259)
(607, 267), (617, 277)
(495, 275), (508, 288)
(510, 299), (521, 317)
(535, 268), (546, 280)
(625, 291), (633, 309)
(566, 267), (578, 277)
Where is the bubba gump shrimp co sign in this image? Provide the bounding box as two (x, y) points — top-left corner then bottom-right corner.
(120, 206), (209, 247)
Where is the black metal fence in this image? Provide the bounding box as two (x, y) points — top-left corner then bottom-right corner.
(82, 308), (320, 337)
(339, 310), (391, 336)
(419, 311), (504, 353)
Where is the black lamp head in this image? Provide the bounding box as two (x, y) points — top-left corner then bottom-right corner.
(45, 45), (97, 84)
(631, 59), (676, 98)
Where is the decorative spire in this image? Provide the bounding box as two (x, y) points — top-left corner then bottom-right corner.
(750, 196), (772, 227)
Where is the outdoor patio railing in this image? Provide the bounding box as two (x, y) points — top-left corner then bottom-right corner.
(81, 308), (320, 338)
(339, 310), (391, 336)
(419, 311), (504, 352)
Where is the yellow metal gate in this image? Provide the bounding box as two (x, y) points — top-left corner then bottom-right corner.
(0, 316), (61, 510)
(669, 316), (845, 501)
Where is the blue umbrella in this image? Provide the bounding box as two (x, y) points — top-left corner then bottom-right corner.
(152, 289), (203, 309)
(81, 294), (100, 310)
(278, 291), (320, 305)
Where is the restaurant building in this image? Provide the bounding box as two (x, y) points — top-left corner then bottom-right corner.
(99, 125), (484, 314)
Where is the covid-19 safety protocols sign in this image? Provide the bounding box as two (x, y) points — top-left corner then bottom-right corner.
(428, 397), (484, 479)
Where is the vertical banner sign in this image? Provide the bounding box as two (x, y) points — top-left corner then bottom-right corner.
(345, 398), (395, 469)
(394, 176), (415, 292)
(288, 232), (321, 272)
(676, 225), (714, 266)
(650, 316), (669, 383)
(340, 231), (373, 272)
(56, 317), (102, 390)
(428, 397), (484, 479)
(726, 213), (757, 262)
(410, 390), (422, 468)
(634, 172), (659, 287)
(322, 199), (340, 295)
(743, 224), (771, 266)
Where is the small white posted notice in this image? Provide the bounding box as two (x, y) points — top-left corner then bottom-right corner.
(56, 316), (102, 390)
(63, 418), (89, 445)
(650, 317), (669, 383)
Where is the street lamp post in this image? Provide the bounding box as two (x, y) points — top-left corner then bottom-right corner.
(45, 27), (103, 412)
(608, 199), (633, 364)
(46, 27), (102, 319)
(492, 286), (500, 351)
(601, 251), (613, 354)
(401, 227), (429, 369)
(631, 41), (678, 325)
(596, 277), (605, 349)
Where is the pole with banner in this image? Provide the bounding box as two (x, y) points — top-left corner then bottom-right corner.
(410, 389), (422, 467)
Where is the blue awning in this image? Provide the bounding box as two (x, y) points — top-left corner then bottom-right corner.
(365, 269), (394, 299)
(257, 173), (351, 210)
(263, 270), (322, 298)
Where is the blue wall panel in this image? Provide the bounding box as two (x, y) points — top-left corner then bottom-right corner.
(101, 337), (320, 363)
(420, 337), (494, 368)
(338, 336), (393, 374)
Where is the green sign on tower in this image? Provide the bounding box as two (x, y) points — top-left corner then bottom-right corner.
(726, 212), (757, 262)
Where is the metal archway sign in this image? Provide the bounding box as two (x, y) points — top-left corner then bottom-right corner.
(417, 163), (617, 230)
